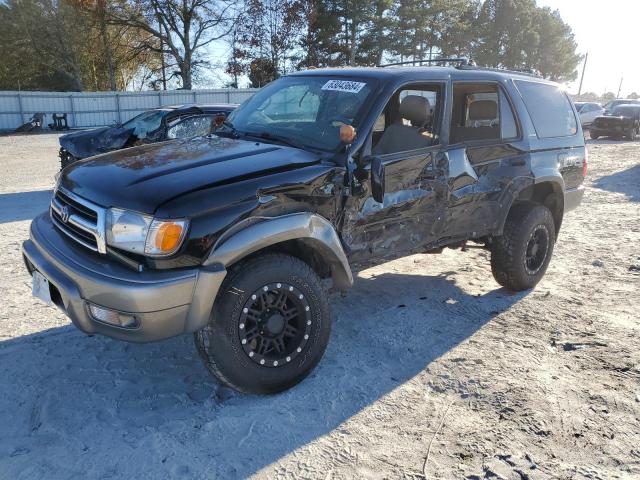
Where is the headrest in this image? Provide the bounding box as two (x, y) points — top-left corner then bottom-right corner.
(400, 95), (431, 125)
(468, 100), (498, 121)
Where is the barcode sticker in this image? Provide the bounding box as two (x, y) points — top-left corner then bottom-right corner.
(321, 80), (367, 94)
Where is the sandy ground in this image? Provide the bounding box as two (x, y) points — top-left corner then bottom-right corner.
(0, 133), (638, 480)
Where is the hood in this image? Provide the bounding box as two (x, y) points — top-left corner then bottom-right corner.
(59, 126), (134, 159)
(60, 136), (321, 214)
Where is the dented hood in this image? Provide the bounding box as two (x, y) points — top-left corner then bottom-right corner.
(59, 126), (134, 159)
(60, 136), (321, 214)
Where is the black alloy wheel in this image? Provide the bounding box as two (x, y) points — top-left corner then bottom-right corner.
(524, 225), (550, 275)
(239, 283), (312, 368)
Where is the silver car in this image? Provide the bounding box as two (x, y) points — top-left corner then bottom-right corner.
(575, 102), (605, 127)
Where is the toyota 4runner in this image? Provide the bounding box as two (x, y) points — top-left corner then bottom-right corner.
(22, 61), (586, 394)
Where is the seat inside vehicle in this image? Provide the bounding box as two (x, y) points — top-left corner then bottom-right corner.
(373, 95), (434, 155)
(449, 84), (501, 144)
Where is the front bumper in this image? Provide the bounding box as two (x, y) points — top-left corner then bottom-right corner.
(22, 213), (225, 342)
(590, 125), (624, 136)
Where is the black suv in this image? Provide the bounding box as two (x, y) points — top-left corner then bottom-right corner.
(22, 64), (586, 394)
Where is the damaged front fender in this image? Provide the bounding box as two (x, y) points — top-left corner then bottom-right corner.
(204, 213), (353, 292)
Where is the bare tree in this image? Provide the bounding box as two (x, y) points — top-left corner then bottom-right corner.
(110, 0), (235, 89)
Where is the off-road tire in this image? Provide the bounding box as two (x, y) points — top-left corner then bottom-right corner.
(194, 253), (331, 394)
(490, 204), (556, 291)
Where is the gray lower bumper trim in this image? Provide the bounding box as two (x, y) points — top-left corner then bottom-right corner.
(22, 213), (225, 343)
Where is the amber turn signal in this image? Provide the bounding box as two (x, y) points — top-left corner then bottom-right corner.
(155, 223), (183, 252)
(144, 219), (188, 256)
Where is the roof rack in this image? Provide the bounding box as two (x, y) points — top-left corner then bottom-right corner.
(378, 57), (474, 68)
(457, 65), (542, 78)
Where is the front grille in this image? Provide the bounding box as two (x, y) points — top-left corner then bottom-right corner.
(595, 119), (620, 129)
(50, 188), (106, 253)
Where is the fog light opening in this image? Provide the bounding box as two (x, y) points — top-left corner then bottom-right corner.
(88, 303), (139, 329)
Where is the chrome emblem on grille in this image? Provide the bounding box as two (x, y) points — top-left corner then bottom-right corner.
(60, 205), (70, 223)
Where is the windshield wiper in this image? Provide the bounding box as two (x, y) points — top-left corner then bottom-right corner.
(245, 131), (305, 149)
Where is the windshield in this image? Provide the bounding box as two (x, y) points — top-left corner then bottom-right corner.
(612, 106), (639, 116)
(575, 103), (585, 112)
(123, 110), (167, 138)
(223, 76), (376, 151)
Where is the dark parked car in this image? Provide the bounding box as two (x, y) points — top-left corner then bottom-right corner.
(574, 101), (604, 127)
(590, 104), (640, 140)
(23, 62), (585, 394)
(58, 103), (237, 168)
(603, 98), (640, 114)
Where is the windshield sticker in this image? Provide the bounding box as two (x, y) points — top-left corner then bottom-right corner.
(321, 80), (367, 94)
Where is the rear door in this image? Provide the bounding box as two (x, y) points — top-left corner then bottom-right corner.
(440, 81), (528, 239)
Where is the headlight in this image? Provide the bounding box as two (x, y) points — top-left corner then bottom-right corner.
(106, 208), (188, 256)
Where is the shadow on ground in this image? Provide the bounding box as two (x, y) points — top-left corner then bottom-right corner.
(0, 190), (52, 224)
(0, 270), (528, 478)
(593, 163), (640, 202)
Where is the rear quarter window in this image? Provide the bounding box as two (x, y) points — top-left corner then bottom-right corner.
(515, 80), (578, 138)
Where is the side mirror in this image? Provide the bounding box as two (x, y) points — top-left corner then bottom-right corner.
(370, 156), (385, 203)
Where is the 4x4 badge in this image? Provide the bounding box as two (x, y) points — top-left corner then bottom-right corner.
(60, 205), (70, 223)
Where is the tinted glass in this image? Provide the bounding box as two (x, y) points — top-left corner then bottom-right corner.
(515, 81), (577, 138)
(225, 76), (376, 151)
(499, 89), (518, 139)
(612, 106), (640, 116)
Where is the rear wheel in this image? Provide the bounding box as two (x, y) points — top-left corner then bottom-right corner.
(626, 127), (638, 141)
(491, 204), (556, 291)
(589, 131), (599, 140)
(194, 253), (331, 394)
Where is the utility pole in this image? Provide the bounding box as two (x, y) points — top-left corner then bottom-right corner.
(617, 77), (623, 98)
(578, 52), (588, 96)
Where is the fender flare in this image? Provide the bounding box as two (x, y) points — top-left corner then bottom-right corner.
(204, 213), (353, 291)
(495, 175), (565, 235)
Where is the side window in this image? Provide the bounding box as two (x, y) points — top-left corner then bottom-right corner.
(500, 89), (518, 139)
(449, 83), (519, 144)
(371, 84), (441, 156)
(167, 115), (214, 139)
(515, 80), (577, 138)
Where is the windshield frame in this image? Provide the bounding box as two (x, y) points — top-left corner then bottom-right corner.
(222, 75), (379, 153)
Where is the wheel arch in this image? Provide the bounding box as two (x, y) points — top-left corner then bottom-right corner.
(499, 179), (565, 237)
(204, 213), (353, 292)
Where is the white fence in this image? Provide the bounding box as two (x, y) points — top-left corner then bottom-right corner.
(0, 89), (259, 130)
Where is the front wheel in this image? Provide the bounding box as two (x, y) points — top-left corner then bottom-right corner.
(195, 253), (331, 394)
(490, 204), (556, 291)
(589, 131), (599, 140)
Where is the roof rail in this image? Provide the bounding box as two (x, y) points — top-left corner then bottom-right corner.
(457, 65), (542, 78)
(378, 57), (474, 68)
